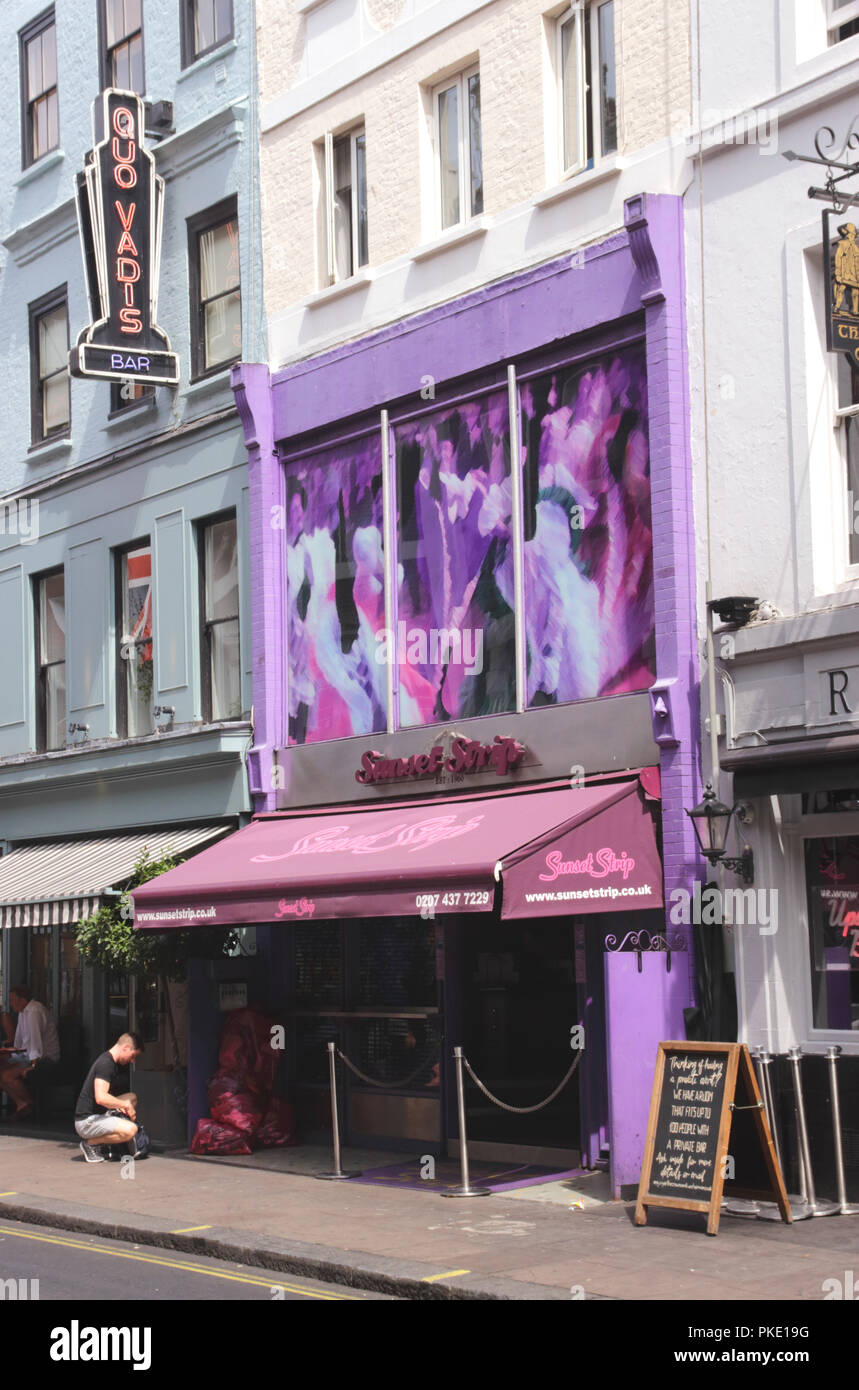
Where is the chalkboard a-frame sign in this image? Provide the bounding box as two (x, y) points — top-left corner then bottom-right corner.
(634, 1042), (791, 1236)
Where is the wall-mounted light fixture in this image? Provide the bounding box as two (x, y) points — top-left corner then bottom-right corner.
(707, 596), (759, 627)
(686, 783), (755, 884)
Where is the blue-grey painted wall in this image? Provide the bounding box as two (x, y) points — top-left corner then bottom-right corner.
(0, 0), (264, 834)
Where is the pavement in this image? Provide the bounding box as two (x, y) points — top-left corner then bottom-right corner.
(0, 1130), (855, 1301)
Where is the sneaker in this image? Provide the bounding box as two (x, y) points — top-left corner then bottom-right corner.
(79, 1139), (105, 1163)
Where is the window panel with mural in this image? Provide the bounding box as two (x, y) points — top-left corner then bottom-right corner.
(285, 434), (385, 745)
(395, 390), (515, 725)
(521, 345), (655, 704)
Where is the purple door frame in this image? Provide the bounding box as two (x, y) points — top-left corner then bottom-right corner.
(232, 192), (701, 1192)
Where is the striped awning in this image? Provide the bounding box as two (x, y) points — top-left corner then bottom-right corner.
(0, 825), (232, 928)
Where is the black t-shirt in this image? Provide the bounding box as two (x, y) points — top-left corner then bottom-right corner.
(75, 1051), (123, 1119)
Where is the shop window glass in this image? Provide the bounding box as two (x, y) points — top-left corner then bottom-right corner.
(295, 922), (342, 1005)
(285, 434), (385, 745)
(356, 1016), (441, 1090)
(395, 389), (514, 724)
(521, 345), (655, 704)
(294, 1017), (339, 1084)
(806, 836), (859, 1030)
(30, 926), (54, 1013)
(135, 976), (160, 1045)
(358, 920), (435, 1008)
(59, 928), (81, 1022)
(108, 972), (130, 1038)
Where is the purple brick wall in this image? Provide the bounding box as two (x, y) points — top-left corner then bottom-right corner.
(605, 195), (701, 1193)
(232, 362), (283, 811)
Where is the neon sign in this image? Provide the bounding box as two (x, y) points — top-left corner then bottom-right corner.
(69, 90), (178, 385)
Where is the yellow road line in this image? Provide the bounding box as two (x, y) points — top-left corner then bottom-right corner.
(422, 1269), (470, 1283)
(0, 1192), (17, 1196)
(170, 1224), (213, 1233)
(0, 1225), (359, 1300)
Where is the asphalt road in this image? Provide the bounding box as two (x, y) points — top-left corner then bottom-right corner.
(0, 1220), (395, 1301)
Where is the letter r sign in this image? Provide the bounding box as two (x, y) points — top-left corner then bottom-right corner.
(820, 665), (859, 722)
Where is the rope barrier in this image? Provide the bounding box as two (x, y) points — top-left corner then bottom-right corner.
(462, 1048), (582, 1115)
(335, 1045), (436, 1092)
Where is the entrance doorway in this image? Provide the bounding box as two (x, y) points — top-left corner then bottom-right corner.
(289, 916), (443, 1151)
(452, 914), (605, 1164)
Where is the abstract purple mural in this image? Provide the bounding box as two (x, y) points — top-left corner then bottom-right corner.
(521, 346), (655, 704)
(285, 433), (385, 745)
(395, 390), (514, 725)
(284, 345), (654, 744)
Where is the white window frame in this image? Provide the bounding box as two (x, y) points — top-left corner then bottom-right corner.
(827, 0), (859, 42)
(323, 125), (367, 286)
(432, 65), (481, 233)
(555, 0), (616, 180)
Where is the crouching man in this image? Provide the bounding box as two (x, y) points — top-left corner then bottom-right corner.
(75, 1032), (143, 1163)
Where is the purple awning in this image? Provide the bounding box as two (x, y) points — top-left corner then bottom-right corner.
(131, 777), (663, 929)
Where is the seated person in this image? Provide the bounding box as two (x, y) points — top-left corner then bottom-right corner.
(0, 985), (61, 1119)
(74, 1032), (143, 1163)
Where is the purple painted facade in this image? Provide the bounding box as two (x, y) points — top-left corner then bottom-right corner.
(232, 192), (701, 1191)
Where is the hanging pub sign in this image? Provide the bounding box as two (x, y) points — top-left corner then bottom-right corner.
(69, 89), (178, 386)
(825, 209), (859, 372)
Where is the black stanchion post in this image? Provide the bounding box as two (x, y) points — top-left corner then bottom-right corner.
(441, 1047), (492, 1198)
(316, 1041), (362, 1181)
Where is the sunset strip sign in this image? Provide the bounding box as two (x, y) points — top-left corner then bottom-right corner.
(69, 89), (178, 385)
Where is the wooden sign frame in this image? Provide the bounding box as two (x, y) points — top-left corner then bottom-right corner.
(634, 1041), (791, 1236)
